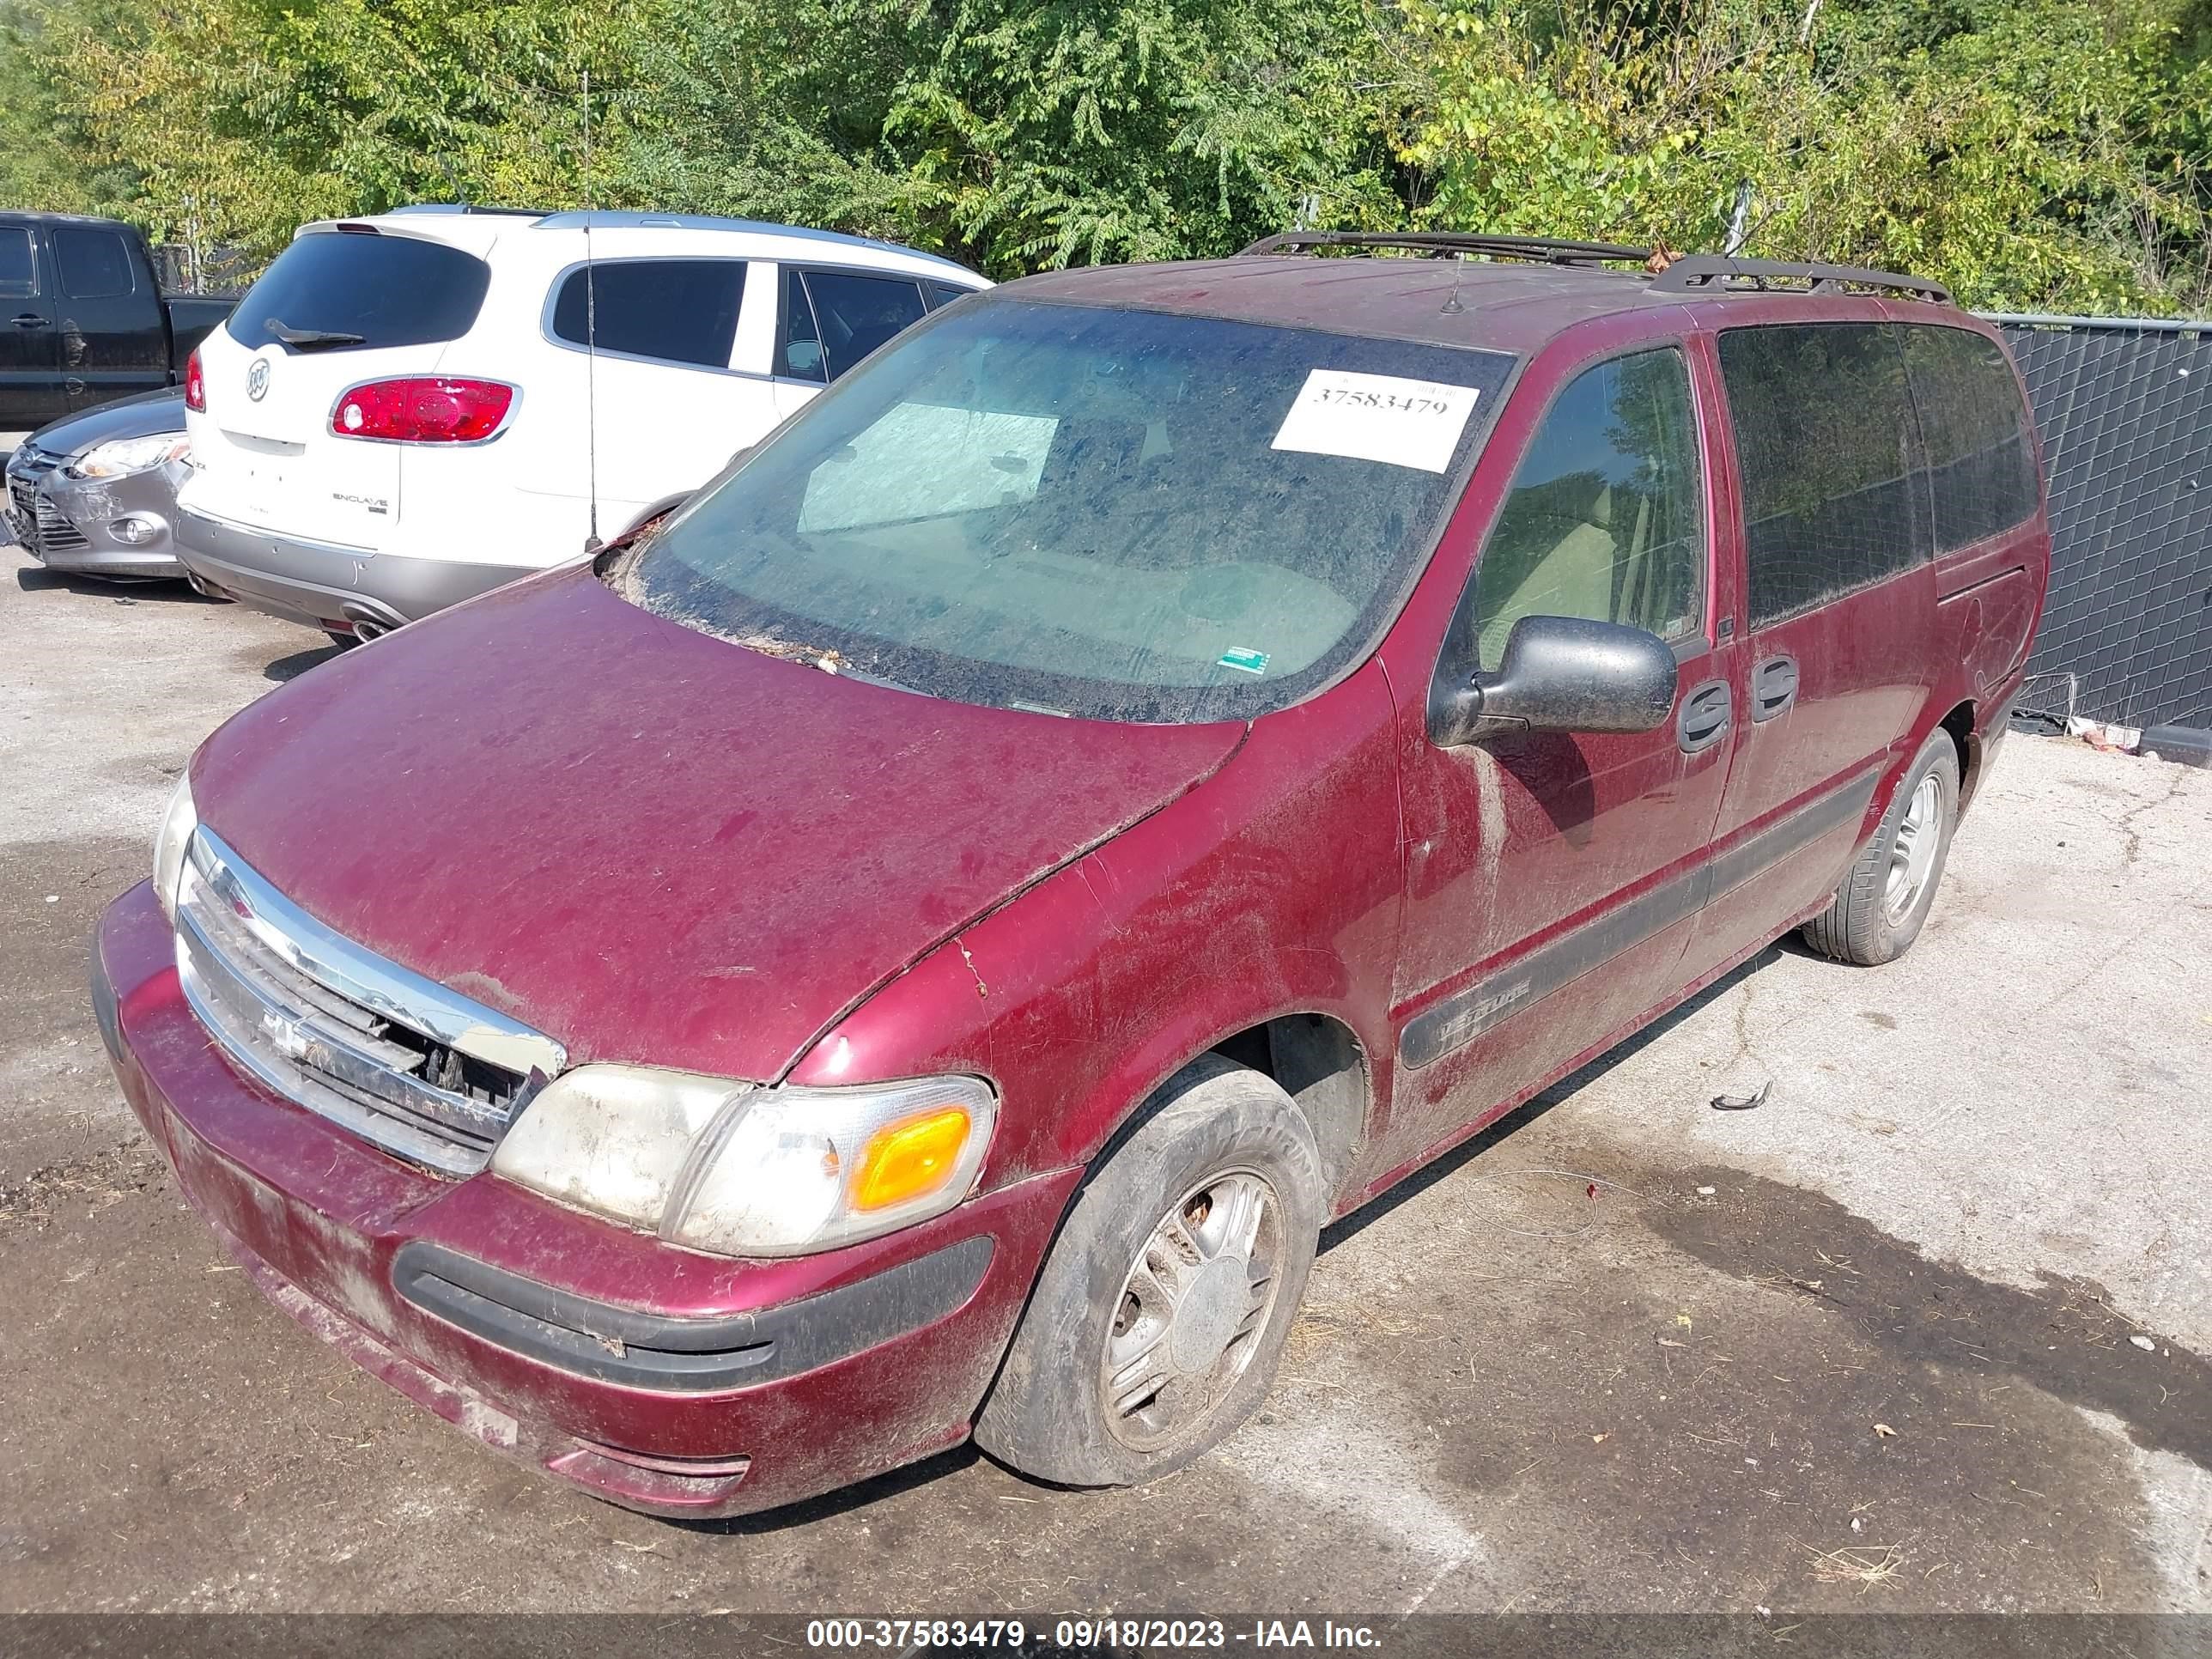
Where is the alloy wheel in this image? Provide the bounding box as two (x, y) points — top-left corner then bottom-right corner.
(1100, 1169), (1285, 1452)
(1883, 775), (1943, 926)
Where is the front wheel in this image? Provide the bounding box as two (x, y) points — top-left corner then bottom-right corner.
(1802, 727), (1960, 965)
(975, 1054), (1323, 1488)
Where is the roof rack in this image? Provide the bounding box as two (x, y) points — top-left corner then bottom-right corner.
(387, 203), (549, 218)
(1242, 231), (1654, 268)
(526, 210), (976, 274)
(1650, 254), (1951, 304)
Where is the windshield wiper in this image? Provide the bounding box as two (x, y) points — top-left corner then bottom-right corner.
(266, 318), (367, 350)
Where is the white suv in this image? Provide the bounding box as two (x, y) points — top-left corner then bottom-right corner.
(175, 207), (988, 639)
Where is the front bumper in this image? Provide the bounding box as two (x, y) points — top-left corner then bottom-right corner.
(174, 508), (535, 634)
(93, 879), (1079, 1518)
(5, 448), (188, 579)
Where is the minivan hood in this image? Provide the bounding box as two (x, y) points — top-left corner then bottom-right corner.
(191, 567), (1244, 1079)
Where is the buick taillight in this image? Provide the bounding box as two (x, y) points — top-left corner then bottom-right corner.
(183, 349), (205, 413)
(331, 378), (514, 443)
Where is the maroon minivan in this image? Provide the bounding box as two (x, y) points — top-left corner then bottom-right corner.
(93, 234), (2050, 1518)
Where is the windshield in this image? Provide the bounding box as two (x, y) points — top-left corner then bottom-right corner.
(624, 297), (1516, 722)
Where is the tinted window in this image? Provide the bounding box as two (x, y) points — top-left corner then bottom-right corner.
(1903, 325), (2040, 551)
(55, 228), (135, 298)
(1473, 346), (1705, 668)
(787, 270), (928, 381)
(0, 228), (33, 297)
(550, 258), (745, 368)
(228, 230), (491, 352)
(779, 269), (825, 380)
(926, 281), (972, 310)
(1719, 323), (1930, 628)
(630, 298), (1516, 723)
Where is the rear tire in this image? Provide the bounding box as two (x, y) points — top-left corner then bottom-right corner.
(975, 1054), (1323, 1488)
(324, 629), (360, 650)
(1802, 728), (1960, 965)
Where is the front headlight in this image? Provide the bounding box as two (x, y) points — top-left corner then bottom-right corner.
(152, 774), (198, 922)
(489, 1066), (997, 1257)
(64, 432), (190, 479)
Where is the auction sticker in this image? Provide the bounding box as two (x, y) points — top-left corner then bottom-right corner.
(1270, 368), (1480, 473)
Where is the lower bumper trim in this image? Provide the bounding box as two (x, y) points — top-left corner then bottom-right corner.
(176, 508), (536, 627)
(393, 1232), (995, 1393)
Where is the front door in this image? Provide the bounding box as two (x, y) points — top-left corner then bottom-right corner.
(1382, 339), (1735, 1170)
(0, 220), (59, 428)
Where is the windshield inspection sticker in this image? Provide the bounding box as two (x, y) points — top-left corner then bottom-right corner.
(1270, 369), (1480, 474)
(1218, 647), (1271, 675)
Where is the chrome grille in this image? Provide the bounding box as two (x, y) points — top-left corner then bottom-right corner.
(174, 829), (567, 1176)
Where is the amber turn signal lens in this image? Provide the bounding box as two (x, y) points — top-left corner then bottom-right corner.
(850, 1107), (973, 1212)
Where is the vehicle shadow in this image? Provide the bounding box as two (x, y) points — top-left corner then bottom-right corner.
(665, 1443), (986, 1537)
(262, 641), (346, 683)
(1318, 941), (1788, 1255)
(12, 565), (217, 605)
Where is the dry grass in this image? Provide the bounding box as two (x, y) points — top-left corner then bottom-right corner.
(1802, 1541), (1905, 1587)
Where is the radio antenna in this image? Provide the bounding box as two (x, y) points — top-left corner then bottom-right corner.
(581, 68), (601, 550)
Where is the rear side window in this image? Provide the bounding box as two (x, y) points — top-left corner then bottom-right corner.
(550, 259), (745, 369)
(1719, 323), (1930, 628)
(1902, 326), (2041, 551)
(925, 281), (972, 311)
(1472, 345), (1705, 669)
(0, 228), (33, 297)
(55, 227), (136, 298)
(228, 230), (491, 352)
(778, 268), (928, 382)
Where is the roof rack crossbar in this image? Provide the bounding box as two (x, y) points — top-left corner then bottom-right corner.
(387, 203), (549, 218)
(1243, 230), (1653, 267)
(1650, 254), (1950, 304)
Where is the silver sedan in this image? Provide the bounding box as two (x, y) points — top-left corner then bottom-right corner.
(5, 390), (191, 580)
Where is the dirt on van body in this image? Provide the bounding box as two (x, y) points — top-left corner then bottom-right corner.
(3, 538), (2208, 1621)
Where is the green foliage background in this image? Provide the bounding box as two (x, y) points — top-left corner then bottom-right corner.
(2, 0), (2205, 311)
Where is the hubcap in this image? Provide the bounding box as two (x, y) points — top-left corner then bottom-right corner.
(1883, 775), (1943, 926)
(1101, 1170), (1283, 1452)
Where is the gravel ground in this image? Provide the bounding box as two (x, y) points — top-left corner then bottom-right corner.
(2, 527), (2209, 1619)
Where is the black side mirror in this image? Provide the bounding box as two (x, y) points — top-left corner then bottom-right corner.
(1428, 615), (1679, 745)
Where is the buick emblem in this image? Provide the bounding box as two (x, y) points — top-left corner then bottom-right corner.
(246, 359), (270, 402)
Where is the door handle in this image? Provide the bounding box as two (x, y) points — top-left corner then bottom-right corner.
(1752, 654), (1799, 722)
(10, 313), (49, 329)
(1677, 679), (1732, 755)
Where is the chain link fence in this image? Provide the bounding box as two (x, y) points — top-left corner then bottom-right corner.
(1989, 314), (2212, 730)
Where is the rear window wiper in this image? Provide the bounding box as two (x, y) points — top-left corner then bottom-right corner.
(266, 318), (367, 350)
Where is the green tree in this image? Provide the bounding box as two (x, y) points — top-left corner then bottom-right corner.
(614, 0), (1407, 274)
(1, 0), (647, 266)
(3, 0), (2206, 311)
(1395, 0), (2212, 312)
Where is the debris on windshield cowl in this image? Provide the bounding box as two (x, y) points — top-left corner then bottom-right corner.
(732, 633), (848, 675)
